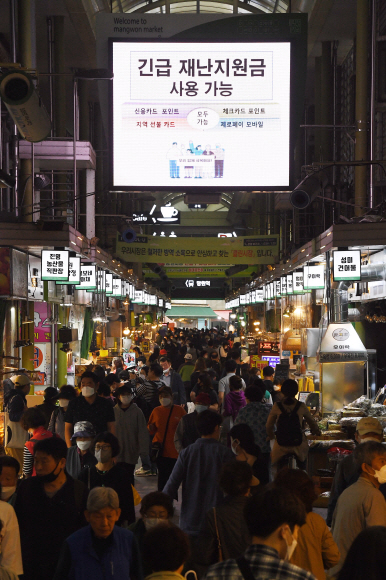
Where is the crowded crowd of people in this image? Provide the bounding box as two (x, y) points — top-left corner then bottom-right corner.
(1, 325), (386, 579)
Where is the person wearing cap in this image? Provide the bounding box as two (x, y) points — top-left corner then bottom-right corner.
(159, 357), (186, 406)
(159, 348), (168, 357)
(326, 416), (385, 526)
(148, 386), (186, 492)
(330, 441), (386, 576)
(174, 392), (211, 453)
(48, 386), (77, 441)
(65, 421), (97, 480)
(4, 374), (32, 466)
(178, 353), (195, 403)
(113, 384), (149, 481)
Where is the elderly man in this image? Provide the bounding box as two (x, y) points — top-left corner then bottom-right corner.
(159, 357), (186, 406)
(53, 487), (142, 580)
(330, 440), (386, 576)
(326, 416), (384, 526)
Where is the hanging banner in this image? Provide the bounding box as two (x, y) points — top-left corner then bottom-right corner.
(58, 256), (80, 286)
(333, 250), (361, 282)
(286, 274), (293, 294)
(275, 280), (281, 298)
(303, 264), (325, 290)
(75, 265), (97, 290)
(116, 233), (278, 265)
(293, 271), (304, 294)
(280, 276), (287, 295)
(255, 288), (264, 303)
(41, 250), (69, 282)
(113, 278), (122, 297)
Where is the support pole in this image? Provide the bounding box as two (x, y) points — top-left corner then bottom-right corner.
(354, 0), (369, 217)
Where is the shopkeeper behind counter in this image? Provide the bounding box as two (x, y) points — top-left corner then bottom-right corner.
(64, 372), (115, 447)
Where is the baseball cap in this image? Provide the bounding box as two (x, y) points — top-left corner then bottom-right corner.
(11, 375), (31, 387)
(184, 353), (193, 360)
(195, 393), (211, 406)
(72, 421), (96, 439)
(357, 417), (383, 435)
(160, 349), (168, 356)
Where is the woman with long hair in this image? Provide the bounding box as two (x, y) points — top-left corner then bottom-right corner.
(190, 372), (218, 410)
(190, 357), (208, 392)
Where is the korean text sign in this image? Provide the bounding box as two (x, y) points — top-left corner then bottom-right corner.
(116, 233), (278, 265)
(333, 250), (361, 281)
(41, 250), (69, 282)
(112, 41), (290, 189)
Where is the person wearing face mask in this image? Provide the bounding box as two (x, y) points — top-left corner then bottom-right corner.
(113, 384), (149, 482)
(326, 416), (385, 526)
(48, 386), (77, 440)
(148, 386), (186, 493)
(78, 432), (135, 526)
(275, 468), (340, 580)
(206, 486), (316, 580)
(14, 437), (88, 580)
(65, 421), (97, 480)
(143, 524), (190, 580)
(174, 393), (211, 453)
(0, 456), (20, 506)
(229, 423), (267, 487)
(129, 491), (174, 577)
(64, 371), (116, 448)
(329, 441), (386, 577)
(21, 407), (57, 478)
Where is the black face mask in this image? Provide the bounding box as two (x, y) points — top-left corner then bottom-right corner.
(36, 461), (61, 483)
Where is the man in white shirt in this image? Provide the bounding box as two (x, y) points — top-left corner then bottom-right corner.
(218, 359), (246, 407)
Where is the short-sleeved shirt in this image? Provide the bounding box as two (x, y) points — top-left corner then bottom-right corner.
(64, 395), (115, 435)
(148, 404), (186, 459)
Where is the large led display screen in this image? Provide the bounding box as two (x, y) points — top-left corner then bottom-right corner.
(111, 40), (291, 190)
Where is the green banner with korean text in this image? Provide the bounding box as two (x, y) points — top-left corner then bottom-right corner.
(116, 233), (278, 265)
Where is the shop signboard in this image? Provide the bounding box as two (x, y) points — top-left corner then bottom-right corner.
(106, 273), (113, 295)
(165, 301), (171, 309)
(303, 264), (325, 290)
(113, 277), (122, 297)
(75, 265), (97, 290)
(133, 289), (144, 303)
(59, 256), (81, 285)
(256, 288), (264, 303)
(286, 274), (293, 294)
(41, 250), (69, 282)
(159, 298), (164, 307)
(293, 271), (304, 294)
(275, 280), (281, 298)
(98, 270), (106, 292)
(280, 276), (287, 295)
(34, 303), (52, 343)
(240, 294), (246, 305)
(258, 341), (279, 356)
(262, 355), (280, 368)
(333, 250), (361, 282)
(250, 355), (268, 372)
(111, 40), (291, 191)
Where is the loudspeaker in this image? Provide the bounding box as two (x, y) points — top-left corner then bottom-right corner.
(121, 227), (137, 243)
(58, 327), (78, 343)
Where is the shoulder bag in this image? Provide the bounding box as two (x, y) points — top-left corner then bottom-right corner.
(150, 405), (174, 462)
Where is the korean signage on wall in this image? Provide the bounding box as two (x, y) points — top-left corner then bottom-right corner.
(280, 276), (287, 295)
(112, 40), (290, 190)
(106, 273), (113, 295)
(303, 264), (325, 290)
(59, 256), (80, 286)
(41, 250), (69, 282)
(333, 250), (361, 282)
(75, 265), (97, 290)
(293, 272), (304, 294)
(286, 274), (293, 294)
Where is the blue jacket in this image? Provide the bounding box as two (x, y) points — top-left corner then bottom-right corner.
(54, 525), (142, 580)
(163, 438), (233, 536)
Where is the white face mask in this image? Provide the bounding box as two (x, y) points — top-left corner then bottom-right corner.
(1, 486), (16, 500)
(273, 385), (281, 392)
(144, 517), (168, 530)
(230, 437), (239, 455)
(81, 386), (95, 398)
(373, 464), (386, 484)
(195, 404), (208, 414)
(160, 398), (172, 407)
(76, 440), (91, 451)
(284, 529), (298, 561)
(59, 399), (69, 407)
(120, 395), (132, 406)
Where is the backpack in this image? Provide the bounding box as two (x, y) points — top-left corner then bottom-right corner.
(276, 401), (303, 447)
